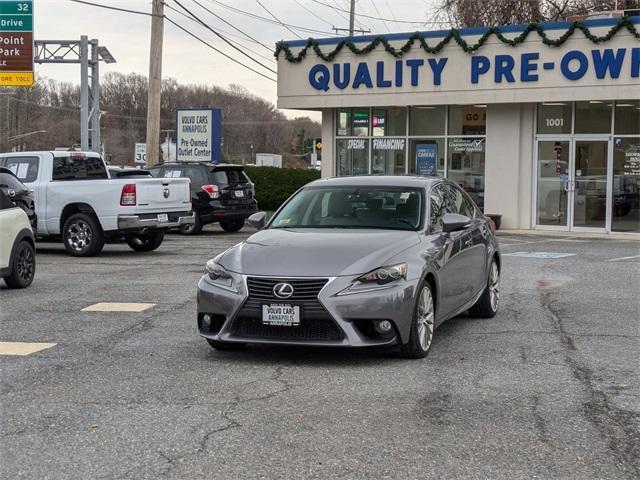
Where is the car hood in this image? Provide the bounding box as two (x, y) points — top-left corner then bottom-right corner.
(218, 228), (421, 277)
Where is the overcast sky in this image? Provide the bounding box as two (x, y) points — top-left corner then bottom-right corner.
(34, 0), (441, 118)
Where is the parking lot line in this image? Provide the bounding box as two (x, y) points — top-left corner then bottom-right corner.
(81, 303), (156, 312)
(608, 254), (640, 262)
(0, 342), (57, 356)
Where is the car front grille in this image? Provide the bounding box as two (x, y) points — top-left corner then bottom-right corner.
(230, 277), (344, 342)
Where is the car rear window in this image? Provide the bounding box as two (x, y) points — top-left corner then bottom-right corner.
(211, 168), (249, 185)
(4, 157), (39, 183)
(0, 172), (27, 191)
(53, 155), (108, 181)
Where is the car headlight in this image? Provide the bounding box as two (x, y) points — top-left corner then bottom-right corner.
(205, 259), (231, 280)
(358, 263), (407, 285)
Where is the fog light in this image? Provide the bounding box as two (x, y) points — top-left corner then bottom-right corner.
(202, 314), (212, 328)
(376, 320), (393, 333)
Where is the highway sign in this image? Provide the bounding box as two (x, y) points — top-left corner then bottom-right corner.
(134, 143), (147, 165)
(0, 0), (34, 86)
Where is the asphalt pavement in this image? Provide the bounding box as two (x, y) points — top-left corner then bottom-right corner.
(1, 227), (639, 480)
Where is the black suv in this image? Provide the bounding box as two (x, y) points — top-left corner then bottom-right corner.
(0, 167), (37, 230)
(149, 162), (257, 234)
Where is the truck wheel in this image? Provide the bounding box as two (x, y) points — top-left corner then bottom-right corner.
(126, 230), (164, 252)
(63, 213), (105, 257)
(4, 240), (36, 289)
(179, 213), (203, 235)
(220, 219), (244, 232)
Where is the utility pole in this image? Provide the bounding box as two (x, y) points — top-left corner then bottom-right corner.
(146, 0), (164, 166)
(348, 0), (355, 36)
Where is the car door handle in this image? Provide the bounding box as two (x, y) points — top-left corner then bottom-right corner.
(464, 238), (473, 247)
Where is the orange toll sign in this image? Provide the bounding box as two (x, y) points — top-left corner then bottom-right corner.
(0, 1), (34, 86)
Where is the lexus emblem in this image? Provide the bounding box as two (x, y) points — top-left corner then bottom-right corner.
(273, 282), (294, 299)
(163, 188), (170, 199)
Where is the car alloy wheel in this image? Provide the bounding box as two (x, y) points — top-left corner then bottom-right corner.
(16, 243), (35, 284)
(417, 285), (435, 351)
(67, 220), (92, 252)
(489, 261), (500, 312)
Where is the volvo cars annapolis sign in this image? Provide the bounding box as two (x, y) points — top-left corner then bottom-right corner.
(276, 18), (640, 109)
(176, 108), (222, 163)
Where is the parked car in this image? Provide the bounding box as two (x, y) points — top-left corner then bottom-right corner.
(107, 166), (153, 178)
(148, 162), (257, 235)
(0, 189), (36, 288)
(197, 176), (500, 358)
(0, 167), (36, 229)
(0, 151), (194, 257)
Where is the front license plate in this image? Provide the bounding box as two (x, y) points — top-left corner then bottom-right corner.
(234, 190), (244, 198)
(157, 213), (169, 223)
(262, 304), (300, 326)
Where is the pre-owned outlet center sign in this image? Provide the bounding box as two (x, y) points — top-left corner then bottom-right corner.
(0, 0), (34, 86)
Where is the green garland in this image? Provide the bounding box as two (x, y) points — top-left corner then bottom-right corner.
(275, 16), (640, 63)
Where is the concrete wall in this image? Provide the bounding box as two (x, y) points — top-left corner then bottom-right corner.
(484, 103), (535, 229)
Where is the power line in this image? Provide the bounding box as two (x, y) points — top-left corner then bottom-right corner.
(173, 1), (273, 53)
(203, 0), (335, 36)
(256, 0), (303, 39)
(292, 0), (334, 28)
(172, 0), (277, 74)
(163, 4), (275, 63)
(309, 0), (441, 25)
(370, 0), (391, 32)
(68, 0), (161, 17)
(165, 16), (277, 82)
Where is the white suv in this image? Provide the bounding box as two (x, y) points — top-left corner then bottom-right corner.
(0, 189), (36, 288)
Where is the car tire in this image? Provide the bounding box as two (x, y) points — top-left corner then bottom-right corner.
(400, 281), (435, 359)
(179, 213), (203, 235)
(126, 230), (165, 252)
(220, 219), (245, 232)
(62, 213), (105, 257)
(4, 240), (36, 289)
(206, 339), (247, 350)
(469, 258), (500, 319)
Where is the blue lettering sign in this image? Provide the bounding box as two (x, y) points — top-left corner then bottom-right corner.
(428, 58), (448, 86)
(560, 50), (589, 80)
(376, 61), (392, 87)
(353, 62), (373, 88)
(521, 52), (539, 81)
(633, 47), (640, 77)
(333, 63), (350, 89)
(495, 55), (515, 83)
(592, 48), (625, 79)
(416, 143), (438, 176)
(471, 55), (490, 84)
(309, 64), (330, 91)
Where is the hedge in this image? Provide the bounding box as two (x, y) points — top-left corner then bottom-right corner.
(244, 166), (321, 211)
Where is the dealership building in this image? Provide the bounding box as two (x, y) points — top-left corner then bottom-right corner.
(276, 16), (640, 234)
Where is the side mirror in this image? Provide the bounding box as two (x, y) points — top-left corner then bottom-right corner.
(442, 213), (471, 233)
(248, 211), (267, 230)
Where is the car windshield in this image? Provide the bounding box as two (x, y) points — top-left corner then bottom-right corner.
(270, 186), (423, 231)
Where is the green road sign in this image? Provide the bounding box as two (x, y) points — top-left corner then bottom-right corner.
(0, 14), (32, 31)
(0, 1), (33, 15)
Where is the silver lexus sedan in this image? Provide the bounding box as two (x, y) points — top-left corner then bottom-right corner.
(197, 176), (500, 359)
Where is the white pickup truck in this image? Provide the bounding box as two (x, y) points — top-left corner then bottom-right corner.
(0, 151), (194, 256)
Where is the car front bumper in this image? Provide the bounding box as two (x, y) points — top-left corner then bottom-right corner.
(196, 273), (419, 347)
(118, 211), (195, 231)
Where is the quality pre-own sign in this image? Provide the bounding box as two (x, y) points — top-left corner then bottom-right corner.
(176, 108), (222, 163)
(0, 0), (34, 86)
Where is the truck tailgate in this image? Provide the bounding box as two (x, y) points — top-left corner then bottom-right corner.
(134, 177), (191, 213)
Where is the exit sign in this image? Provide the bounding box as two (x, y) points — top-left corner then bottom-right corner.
(0, 0), (34, 86)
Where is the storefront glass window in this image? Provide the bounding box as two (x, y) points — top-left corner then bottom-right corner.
(372, 138), (406, 174)
(575, 101), (612, 134)
(372, 107), (406, 137)
(351, 108), (370, 136)
(612, 137), (640, 232)
(336, 109), (350, 136)
(408, 139), (445, 176)
(614, 100), (640, 135)
(449, 105), (486, 135)
(336, 138), (369, 176)
(537, 102), (572, 134)
(447, 137), (486, 211)
(409, 106), (446, 136)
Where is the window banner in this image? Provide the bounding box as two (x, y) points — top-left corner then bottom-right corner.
(416, 143), (437, 176)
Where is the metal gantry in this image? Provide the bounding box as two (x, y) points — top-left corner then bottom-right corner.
(34, 37), (116, 152)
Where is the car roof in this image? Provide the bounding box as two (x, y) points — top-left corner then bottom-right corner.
(306, 175), (443, 189)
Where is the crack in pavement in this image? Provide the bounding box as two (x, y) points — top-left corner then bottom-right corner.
(537, 277), (640, 478)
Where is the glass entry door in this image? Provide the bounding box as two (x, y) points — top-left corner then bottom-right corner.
(571, 141), (609, 230)
(536, 140), (610, 231)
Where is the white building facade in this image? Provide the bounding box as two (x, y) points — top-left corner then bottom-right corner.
(276, 17), (640, 234)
